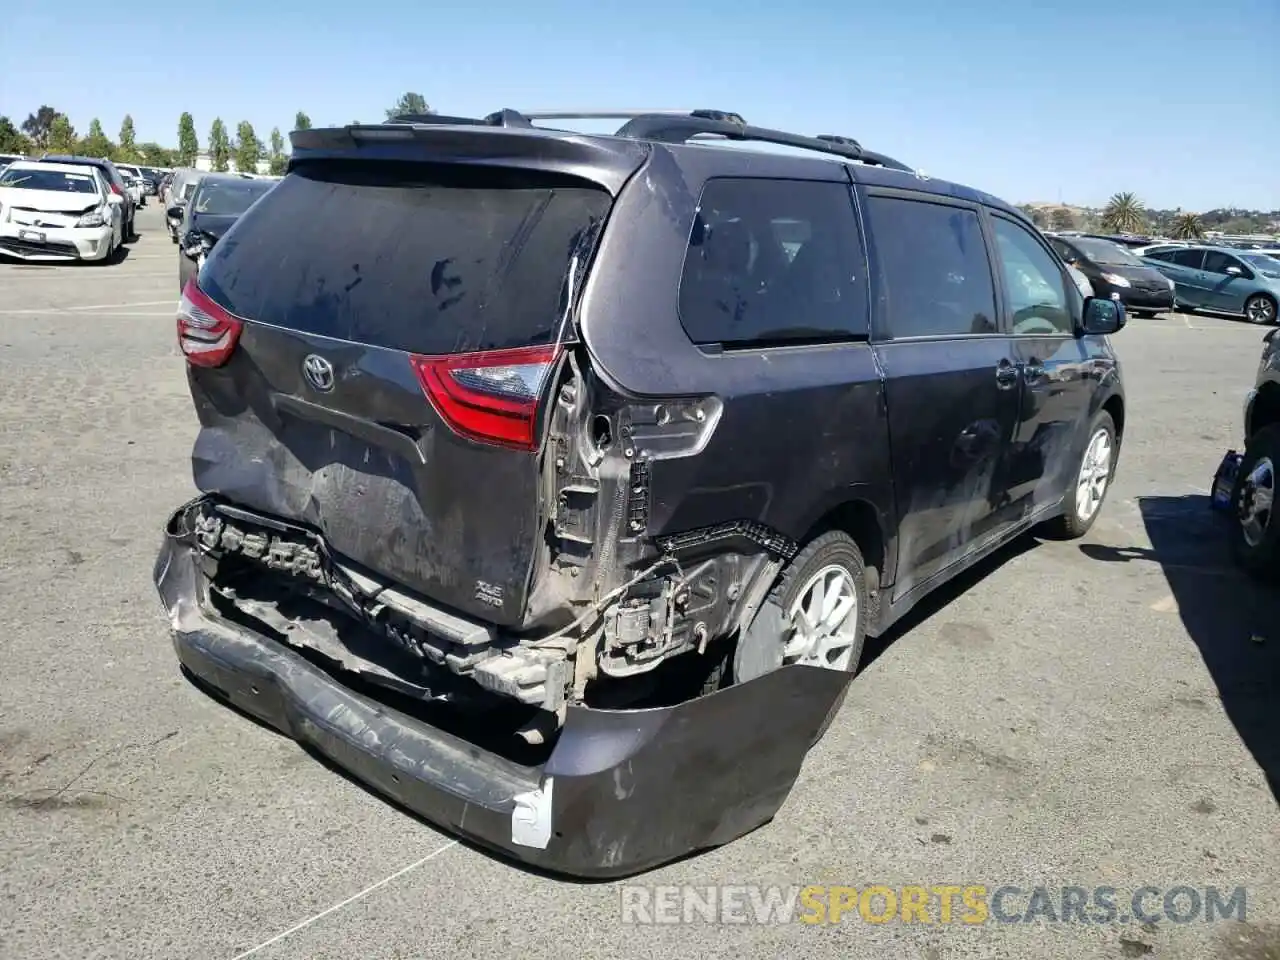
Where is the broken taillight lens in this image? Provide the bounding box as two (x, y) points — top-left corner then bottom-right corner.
(411, 344), (560, 451)
(177, 278), (243, 367)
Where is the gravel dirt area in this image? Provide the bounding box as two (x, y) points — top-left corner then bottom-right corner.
(1, 206), (1277, 960)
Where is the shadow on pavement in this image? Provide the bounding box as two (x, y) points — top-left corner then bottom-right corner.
(861, 533), (1040, 671)
(1080, 495), (1279, 804)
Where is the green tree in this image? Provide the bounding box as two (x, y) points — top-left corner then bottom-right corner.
(80, 118), (114, 159)
(267, 127), (288, 175)
(209, 118), (230, 172)
(139, 143), (174, 166)
(1018, 205), (1049, 228)
(233, 120), (261, 173)
(21, 106), (61, 149)
(1171, 213), (1205, 240)
(46, 114), (77, 153)
(117, 114), (139, 161)
(177, 112), (199, 166)
(1101, 192), (1146, 233)
(1049, 207), (1076, 231)
(294, 110), (312, 131)
(385, 92), (430, 119)
(0, 116), (33, 154)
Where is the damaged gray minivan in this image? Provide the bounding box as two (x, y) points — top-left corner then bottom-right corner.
(155, 109), (1126, 877)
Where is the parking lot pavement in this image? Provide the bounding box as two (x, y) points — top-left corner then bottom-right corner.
(1, 211), (1276, 960)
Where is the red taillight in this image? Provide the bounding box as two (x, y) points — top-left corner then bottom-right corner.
(411, 344), (560, 451)
(177, 278), (243, 367)
(109, 183), (122, 196)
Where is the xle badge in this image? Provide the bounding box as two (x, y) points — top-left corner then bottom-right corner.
(475, 581), (503, 608)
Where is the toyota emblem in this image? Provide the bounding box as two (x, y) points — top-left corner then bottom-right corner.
(302, 354), (335, 392)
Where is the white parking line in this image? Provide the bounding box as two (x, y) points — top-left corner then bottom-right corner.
(0, 271), (172, 280)
(227, 839), (459, 959)
(0, 299), (175, 315)
(66, 299), (175, 311)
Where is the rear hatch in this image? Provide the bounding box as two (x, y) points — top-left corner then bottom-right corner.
(180, 155), (617, 627)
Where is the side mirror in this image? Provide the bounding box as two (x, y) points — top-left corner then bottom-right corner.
(166, 205), (183, 220)
(1081, 295), (1125, 335)
(1226, 266), (1243, 276)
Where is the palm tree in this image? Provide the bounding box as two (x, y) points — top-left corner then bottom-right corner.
(1101, 192), (1146, 234)
(1171, 212), (1205, 240)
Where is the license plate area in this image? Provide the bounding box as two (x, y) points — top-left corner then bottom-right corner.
(18, 229), (47, 243)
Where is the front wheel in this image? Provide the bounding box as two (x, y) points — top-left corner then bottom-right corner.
(1230, 423), (1280, 582)
(1042, 410), (1118, 539)
(1245, 294), (1277, 326)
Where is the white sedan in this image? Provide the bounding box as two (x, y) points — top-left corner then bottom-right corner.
(0, 161), (123, 262)
(115, 164), (146, 206)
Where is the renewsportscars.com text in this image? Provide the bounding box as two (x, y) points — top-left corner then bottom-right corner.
(619, 884), (1247, 926)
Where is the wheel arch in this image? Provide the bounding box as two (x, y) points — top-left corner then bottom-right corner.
(796, 492), (894, 626)
(1248, 380), (1280, 439)
(1101, 392), (1125, 442)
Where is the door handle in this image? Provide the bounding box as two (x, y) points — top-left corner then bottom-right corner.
(1024, 362), (1045, 382)
(995, 359), (1018, 389)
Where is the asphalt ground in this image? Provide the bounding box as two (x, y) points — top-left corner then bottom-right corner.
(1, 205), (1277, 960)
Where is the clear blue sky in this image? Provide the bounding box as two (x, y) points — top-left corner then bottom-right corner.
(3, 0), (1276, 210)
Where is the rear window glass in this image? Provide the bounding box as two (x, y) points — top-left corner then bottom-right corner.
(194, 179), (273, 215)
(201, 161), (612, 355)
(0, 168), (99, 193)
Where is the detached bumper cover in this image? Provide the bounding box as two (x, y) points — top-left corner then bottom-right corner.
(154, 503), (851, 878)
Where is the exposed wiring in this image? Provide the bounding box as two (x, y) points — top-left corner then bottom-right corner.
(528, 555), (684, 650)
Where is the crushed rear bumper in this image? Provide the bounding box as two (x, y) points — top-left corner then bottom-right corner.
(153, 499), (852, 879)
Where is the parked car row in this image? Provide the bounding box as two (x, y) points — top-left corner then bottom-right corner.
(1041, 231), (1280, 325)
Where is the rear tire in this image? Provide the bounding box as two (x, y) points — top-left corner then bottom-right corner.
(1245, 294), (1277, 326)
(1042, 410), (1117, 539)
(1229, 423), (1280, 582)
(722, 530), (869, 691)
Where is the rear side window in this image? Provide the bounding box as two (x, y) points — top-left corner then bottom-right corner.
(865, 195), (997, 338)
(678, 178), (868, 347)
(200, 162), (612, 355)
(1172, 249), (1205, 268)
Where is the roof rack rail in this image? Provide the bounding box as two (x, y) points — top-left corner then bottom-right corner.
(517, 109), (747, 123)
(377, 108), (912, 171)
(384, 110), (533, 128)
(610, 113), (912, 171)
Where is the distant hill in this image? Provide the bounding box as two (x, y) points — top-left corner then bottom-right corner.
(1017, 202), (1279, 237)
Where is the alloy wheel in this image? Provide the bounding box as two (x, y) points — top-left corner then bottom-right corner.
(1075, 428), (1112, 523)
(783, 564), (860, 671)
(1238, 456), (1275, 548)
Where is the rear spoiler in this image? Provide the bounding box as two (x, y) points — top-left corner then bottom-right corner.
(288, 123), (651, 195)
